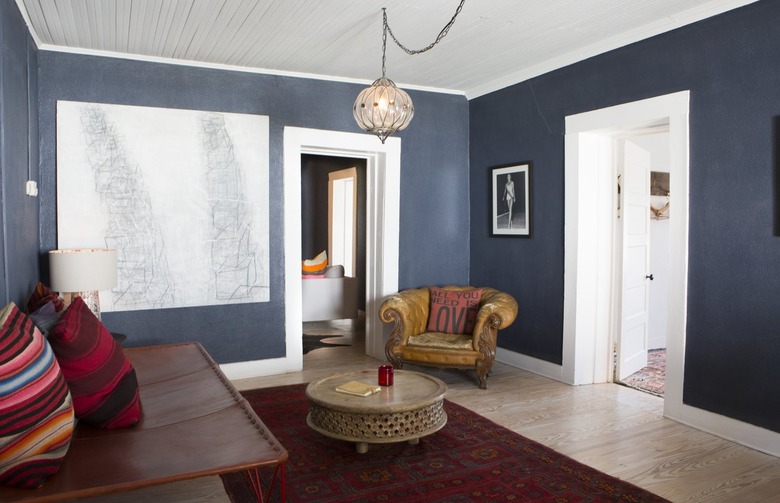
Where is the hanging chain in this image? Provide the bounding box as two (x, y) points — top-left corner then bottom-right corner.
(380, 0), (466, 77)
(381, 9), (388, 77)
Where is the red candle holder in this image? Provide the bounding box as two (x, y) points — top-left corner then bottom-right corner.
(378, 365), (394, 386)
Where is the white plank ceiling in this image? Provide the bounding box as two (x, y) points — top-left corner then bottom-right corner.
(16, 0), (757, 98)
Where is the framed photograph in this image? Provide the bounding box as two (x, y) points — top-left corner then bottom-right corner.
(650, 171), (670, 196)
(491, 162), (531, 236)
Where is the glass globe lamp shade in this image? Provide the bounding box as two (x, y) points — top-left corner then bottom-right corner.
(353, 77), (414, 143)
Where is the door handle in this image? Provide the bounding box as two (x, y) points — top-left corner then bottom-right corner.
(646, 274), (654, 281)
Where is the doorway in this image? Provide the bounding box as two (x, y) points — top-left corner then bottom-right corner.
(613, 131), (671, 397)
(561, 91), (690, 420)
(610, 131), (670, 396)
(283, 127), (401, 373)
(300, 155), (367, 353)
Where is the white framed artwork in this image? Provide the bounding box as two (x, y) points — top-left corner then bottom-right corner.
(56, 101), (270, 312)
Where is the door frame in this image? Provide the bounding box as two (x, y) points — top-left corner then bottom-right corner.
(562, 92), (780, 455)
(562, 91), (689, 412)
(283, 127), (400, 369)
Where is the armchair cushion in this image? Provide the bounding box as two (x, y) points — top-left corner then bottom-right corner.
(408, 332), (473, 350)
(426, 287), (482, 334)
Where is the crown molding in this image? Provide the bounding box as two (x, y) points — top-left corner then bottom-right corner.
(464, 0), (758, 99)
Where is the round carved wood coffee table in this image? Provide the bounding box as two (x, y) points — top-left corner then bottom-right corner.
(306, 369), (447, 453)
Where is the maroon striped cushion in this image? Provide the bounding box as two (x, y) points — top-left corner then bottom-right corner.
(48, 297), (141, 429)
(25, 283), (64, 314)
(0, 303), (75, 489)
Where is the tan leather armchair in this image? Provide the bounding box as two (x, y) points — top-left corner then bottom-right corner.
(379, 286), (518, 389)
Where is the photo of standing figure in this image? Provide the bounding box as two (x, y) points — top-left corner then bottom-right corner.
(491, 162), (531, 236)
(502, 173), (515, 228)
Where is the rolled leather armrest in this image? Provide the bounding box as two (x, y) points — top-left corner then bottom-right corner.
(379, 287), (430, 343)
(477, 289), (518, 330)
(471, 288), (518, 347)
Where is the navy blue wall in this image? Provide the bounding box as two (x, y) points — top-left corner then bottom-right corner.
(17, 0), (778, 433)
(0, 1), (39, 308)
(470, 1), (780, 432)
(36, 53), (469, 363)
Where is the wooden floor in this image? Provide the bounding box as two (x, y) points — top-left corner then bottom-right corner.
(82, 320), (780, 502)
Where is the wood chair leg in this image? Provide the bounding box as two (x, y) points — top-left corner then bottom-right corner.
(475, 364), (490, 389)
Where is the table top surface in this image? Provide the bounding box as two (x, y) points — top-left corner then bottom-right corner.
(306, 369), (447, 413)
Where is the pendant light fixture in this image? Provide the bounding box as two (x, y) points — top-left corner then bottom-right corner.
(353, 1), (466, 143)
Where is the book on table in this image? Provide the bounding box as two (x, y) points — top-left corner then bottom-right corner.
(335, 381), (381, 397)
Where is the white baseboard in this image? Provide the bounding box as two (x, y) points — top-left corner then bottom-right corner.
(666, 402), (780, 458)
(497, 347), (780, 458)
(220, 355), (301, 381)
(496, 347), (564, 382)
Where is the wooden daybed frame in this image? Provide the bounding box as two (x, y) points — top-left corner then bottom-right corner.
(0, 342), (287, 502)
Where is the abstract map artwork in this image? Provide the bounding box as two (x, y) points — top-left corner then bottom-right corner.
(57, 101), (270, 312)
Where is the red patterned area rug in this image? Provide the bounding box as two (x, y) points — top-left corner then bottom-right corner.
(221, 384), (668, 503)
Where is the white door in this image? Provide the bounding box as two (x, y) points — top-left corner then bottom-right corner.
(328, 168), (357, 277)
(617, 140), (652, 381)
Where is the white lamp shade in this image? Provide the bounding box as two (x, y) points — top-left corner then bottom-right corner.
(49, 249), (118, 293)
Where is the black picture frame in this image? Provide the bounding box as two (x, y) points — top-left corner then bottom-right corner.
(491, 162), (531, 236)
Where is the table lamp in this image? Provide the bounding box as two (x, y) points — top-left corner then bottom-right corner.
(49, 248), (118, 319)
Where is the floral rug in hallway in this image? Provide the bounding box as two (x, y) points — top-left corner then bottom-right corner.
(620, 349), (666, 397)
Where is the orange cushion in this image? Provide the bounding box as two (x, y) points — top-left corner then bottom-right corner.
(302, 250), (328, 275)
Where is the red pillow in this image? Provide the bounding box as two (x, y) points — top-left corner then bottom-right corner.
(426, 287), (482, 334)
(48, 297), (141, 429)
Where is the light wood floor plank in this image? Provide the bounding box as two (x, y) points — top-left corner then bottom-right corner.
(72, 322), (779, 502)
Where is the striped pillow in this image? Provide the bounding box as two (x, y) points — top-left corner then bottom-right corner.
(302, 250), (328, 275)
(0, 303), (75, 489)
(48, 296), (141, 429)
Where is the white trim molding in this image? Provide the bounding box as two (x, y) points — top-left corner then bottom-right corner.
(563, 91), (690, 388)
(496, 348), (564, 383)
(220, 358), (292, 381)
(221, 128), (401, 379)
(30, 42), (464, 97)
(284, 127), (401, 364)
(495, 346), (780, 457)
(465, 0), (759, 99)
(561, 90), (780, 457)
